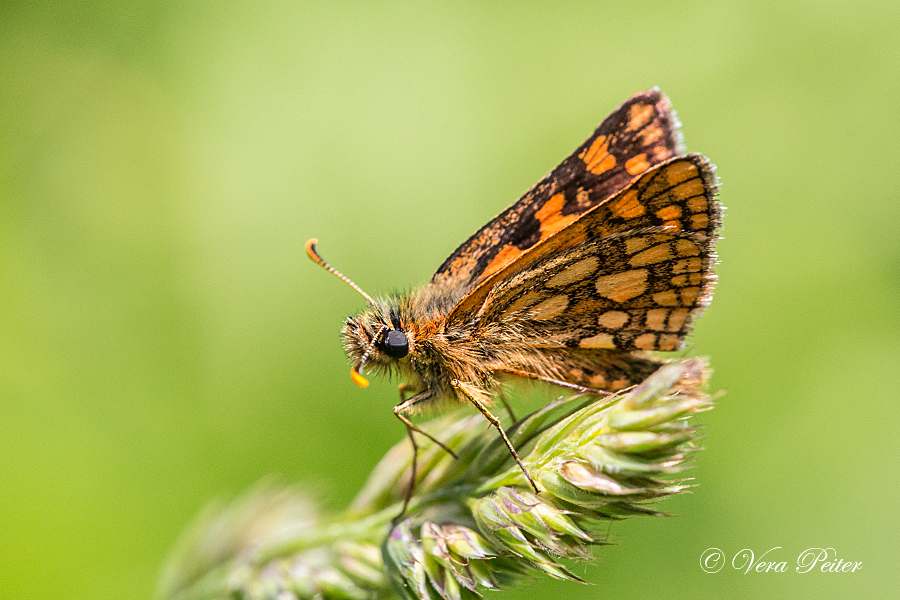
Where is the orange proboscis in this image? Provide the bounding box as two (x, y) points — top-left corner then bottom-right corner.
(351, 368), (369, 388)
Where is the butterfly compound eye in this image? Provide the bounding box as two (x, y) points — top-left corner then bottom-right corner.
(382, 329), (409, 359)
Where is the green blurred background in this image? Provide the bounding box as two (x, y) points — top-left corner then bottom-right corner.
(2, 1), (898, 598)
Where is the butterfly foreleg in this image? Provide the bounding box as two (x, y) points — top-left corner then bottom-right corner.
(393, 388), (459, 459)
(450, 379), (540, 493)
(392, 387), (459, 520)
(497, 387), (517, 422)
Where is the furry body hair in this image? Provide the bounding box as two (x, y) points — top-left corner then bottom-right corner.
(342, 283), (662, 414)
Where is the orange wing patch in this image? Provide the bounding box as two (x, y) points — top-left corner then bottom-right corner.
(579, 135), (617, 175)
(478, 192), (579, 282)
(478, 244), (523, 282)
(627, 102), (656, 131)
(534, 193), (580, 238)
(609, 190), (646, 219)
(625, 153), (651, 176)
(595, 270), (649, 302)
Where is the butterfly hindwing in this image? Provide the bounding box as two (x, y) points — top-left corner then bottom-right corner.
(460, 155), (720, 352)
(516, 348), (665, 392)
(431, 89), (683, 294)
(479, 229), (709, 351)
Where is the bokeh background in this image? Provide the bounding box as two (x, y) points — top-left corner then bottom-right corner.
(2, 1), (898, 599)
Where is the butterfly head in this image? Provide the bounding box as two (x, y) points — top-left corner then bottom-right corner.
(306, 238), (414, 388)
(342, 308), (414, 387)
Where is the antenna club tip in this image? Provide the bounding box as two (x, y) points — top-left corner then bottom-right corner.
(350, 369), (369, 388)
(305, 238), (326, 266)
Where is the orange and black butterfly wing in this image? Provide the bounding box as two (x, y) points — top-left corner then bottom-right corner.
(448, 154), (721, 326)
(458, 155), (721, 355)
(431, 88), (683, 294)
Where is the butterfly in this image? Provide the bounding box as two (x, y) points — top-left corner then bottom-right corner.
(307, 88), (721, 514)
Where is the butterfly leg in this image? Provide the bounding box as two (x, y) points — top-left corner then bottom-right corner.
(497, 388), (517, 422)
(495, 367), (616, 396)
(450, 380), (540, 493)
(393, 388), (459, 520)
(394, 388), (459, 458)
(497, 386), (518, 423)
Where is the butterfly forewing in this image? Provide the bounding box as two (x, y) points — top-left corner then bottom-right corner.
(431, 89), (684, 294)
(461, 155), (720, 352)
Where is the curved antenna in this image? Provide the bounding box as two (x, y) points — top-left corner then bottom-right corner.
(350, 324), (388, 388)
(305, 239), (375, 304)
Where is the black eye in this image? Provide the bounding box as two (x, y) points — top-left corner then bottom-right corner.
(382, 329), (409, 359)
